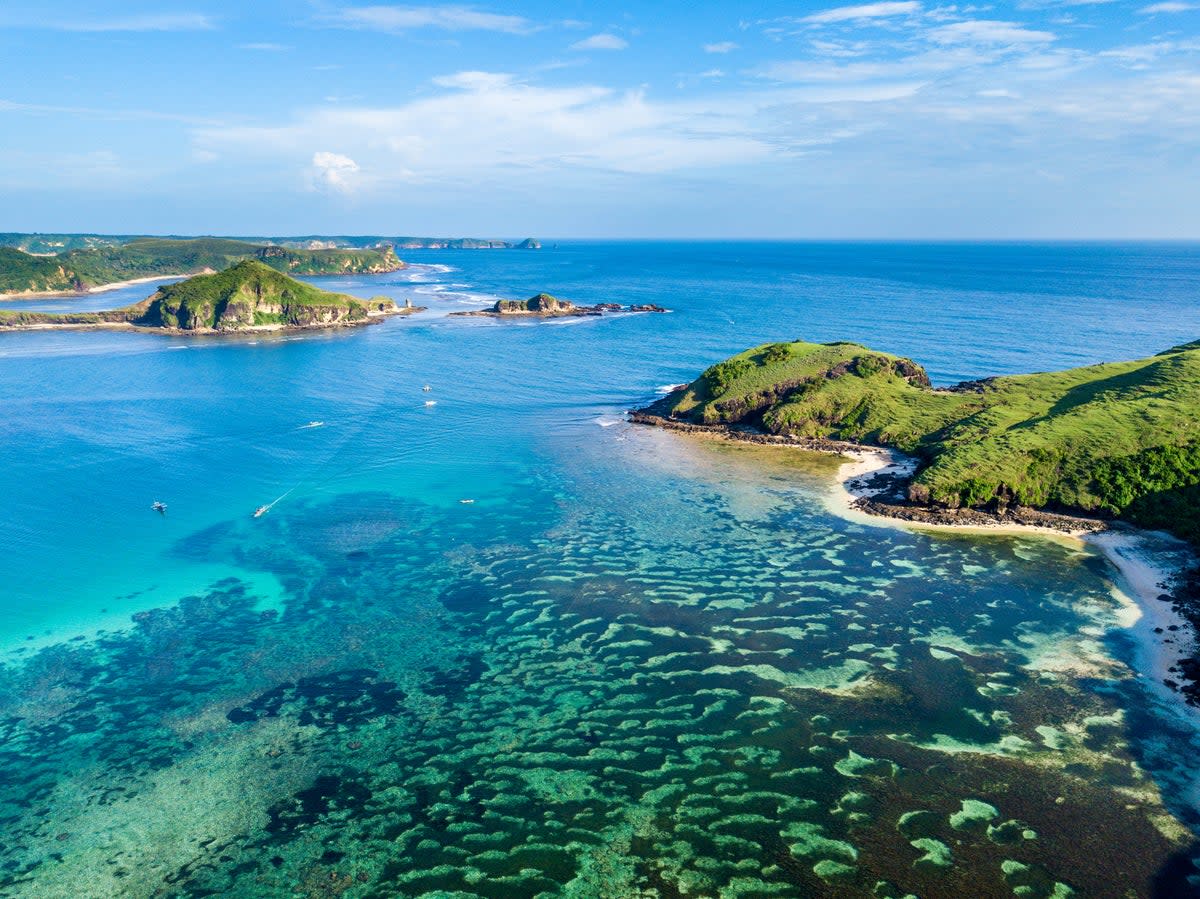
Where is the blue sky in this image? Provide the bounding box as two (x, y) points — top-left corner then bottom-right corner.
(1, 1), (1198, 237)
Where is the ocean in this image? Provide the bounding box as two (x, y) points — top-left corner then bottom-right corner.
(1, 241), (1199, 897)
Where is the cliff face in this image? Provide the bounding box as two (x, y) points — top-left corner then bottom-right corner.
(127, 260), (396, 331)
(255, 244), (403, 275)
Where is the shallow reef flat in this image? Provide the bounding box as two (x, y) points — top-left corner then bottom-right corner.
(0, 426), (1198, 898)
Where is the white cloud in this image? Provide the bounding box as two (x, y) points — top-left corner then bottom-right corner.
(704, 41), (739, 53)
(802, 2), (922, 24)
(3, 13), (215, 32)
(1139, 1), (1195, 11)
(571, 33), (628, 50)
(330, 5), (533, 34)
(196, 75), (776, 183)
(431, 70), (516, 89)
(239, 42), (289, 51)
(929, 20), (1057, 44)
(311, 151), (360, 192)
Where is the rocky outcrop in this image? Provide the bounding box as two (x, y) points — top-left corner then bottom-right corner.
(451, 293), (670, 318)
(515, 238), (542, 249)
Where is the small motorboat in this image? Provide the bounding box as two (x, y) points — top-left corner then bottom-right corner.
(151, 501), (167, 516)
(459, 499), (475, 504)
(422, 385), (432, 392)
(424, 400), (437, 407)
(253, 505), (269, 518)
(303, 420), (325, 429)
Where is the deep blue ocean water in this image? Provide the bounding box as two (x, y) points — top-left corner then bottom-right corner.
(2, 242), (1200, 897)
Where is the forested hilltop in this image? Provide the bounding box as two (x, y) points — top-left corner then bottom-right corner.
(638, 339), (1200, 546)
(0, 238), (403, 296)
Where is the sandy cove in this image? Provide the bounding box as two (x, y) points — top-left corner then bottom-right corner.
(629, 414), (1200, 727)
(829, 445), (1199, 724)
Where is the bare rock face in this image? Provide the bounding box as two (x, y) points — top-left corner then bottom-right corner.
(492, 294), (574, 314)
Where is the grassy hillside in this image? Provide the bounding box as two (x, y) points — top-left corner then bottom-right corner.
(0, 238), (402, 294)
(128, 260), (394, 330)
(651, 339), (1200, 542)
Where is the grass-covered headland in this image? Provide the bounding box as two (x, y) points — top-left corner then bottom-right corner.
(637, 338), (1200, 546)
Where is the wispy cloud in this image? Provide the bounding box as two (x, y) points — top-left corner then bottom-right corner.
(928, 20), (1057, 44)
(239, 42), (289, 51)
(195, 72), (776, 185)
(328, 5), (533, 34)
(431, 70), (515, 89)
(802, 2), (922, 24)
(571, 33), (628, 50)
(0, 12), (215, 32)
(1139, 1), (1196, 12)
(704, 41), (739, 53)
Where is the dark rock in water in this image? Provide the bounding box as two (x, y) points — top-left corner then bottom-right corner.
(226, 668), (405, 728)
(450, 292), (670, 318)
(266, 774), (372, 835)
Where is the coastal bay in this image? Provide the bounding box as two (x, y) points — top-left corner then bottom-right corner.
(2, 241), (1199, 897)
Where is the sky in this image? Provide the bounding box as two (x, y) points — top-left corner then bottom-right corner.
(1, 1), (1199, 238)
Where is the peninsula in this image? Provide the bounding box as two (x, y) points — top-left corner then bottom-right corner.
(634, 338), (1200, 544)
(0, 260), (420, 334)
(451, 292), (668, 318)
(0, 237), (404, 297)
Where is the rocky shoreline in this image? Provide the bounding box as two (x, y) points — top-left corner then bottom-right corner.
(631, 405), (1200, 708)
(0, 303), (425, 335)
(452, 293), (669, 319)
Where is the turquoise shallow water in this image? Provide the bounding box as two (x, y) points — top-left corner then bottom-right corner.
(2, 242), (1200, 896)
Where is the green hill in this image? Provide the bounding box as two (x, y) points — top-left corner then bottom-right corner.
(644, 339), (1200, 544)
(0, 260), (402, 332)
(127, 260), (395, 330)
(0, 238), (403, 295)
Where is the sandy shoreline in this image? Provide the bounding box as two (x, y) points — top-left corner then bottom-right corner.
(828, 445), (1200, 723)
(0, 273), (194, 301)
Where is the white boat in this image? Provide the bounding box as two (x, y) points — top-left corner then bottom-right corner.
(424, 400), (437, 407)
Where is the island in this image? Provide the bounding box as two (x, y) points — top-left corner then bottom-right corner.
(0, 260), (421, 334)
(633, 337), (1200, 703)
(0, 237), (404, 297)
(451, 292), (668, 318)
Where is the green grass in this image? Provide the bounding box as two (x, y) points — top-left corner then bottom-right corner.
(657, 339), (1200, 543)
(130, 260), (386, 330)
